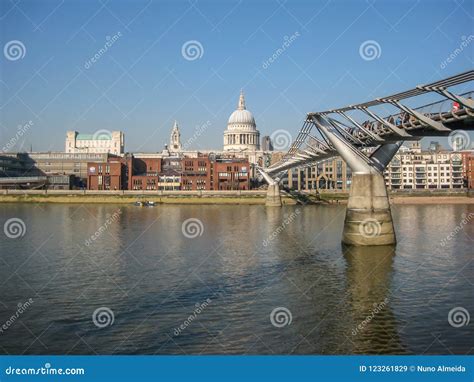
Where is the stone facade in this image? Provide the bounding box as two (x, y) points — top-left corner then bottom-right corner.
(65, 131), (124, 155)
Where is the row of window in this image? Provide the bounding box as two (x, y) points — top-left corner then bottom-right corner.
(399, 166), (455, 171)
(390, 179), (457, 184)
(218, 172), (248, 177)
(131, 186), (180, 190)
(398, 172), (456, 177)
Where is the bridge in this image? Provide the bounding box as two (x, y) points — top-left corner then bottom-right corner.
(259, 70), (474, 246)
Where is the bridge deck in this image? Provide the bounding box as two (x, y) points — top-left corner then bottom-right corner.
(266, 71), (474, 175)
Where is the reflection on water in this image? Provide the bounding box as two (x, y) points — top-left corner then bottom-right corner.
(0, 203), (472, 354)
(344, 245), (405, 354)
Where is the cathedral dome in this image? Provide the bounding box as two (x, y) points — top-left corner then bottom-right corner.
(227, 91), (256, 129)
(223, 90), (260, 151)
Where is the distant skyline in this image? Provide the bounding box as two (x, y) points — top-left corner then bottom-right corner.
(1, 0), (473, 152)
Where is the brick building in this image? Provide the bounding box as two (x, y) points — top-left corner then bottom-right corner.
(462, 151), (474, 189)
(214, 159), (250, 190)
(181, 157), (211, 190)
(87, 158), (126, 190)
(126, 156), (163, 191)
(86, 154), (250, 191)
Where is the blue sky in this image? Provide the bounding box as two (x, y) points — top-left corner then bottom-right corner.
(1, 0), (473, 152)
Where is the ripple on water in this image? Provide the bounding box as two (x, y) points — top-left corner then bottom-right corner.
(0, 204), (472, 354)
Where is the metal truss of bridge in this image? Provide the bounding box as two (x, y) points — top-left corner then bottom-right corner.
(259, 70), (474, 246)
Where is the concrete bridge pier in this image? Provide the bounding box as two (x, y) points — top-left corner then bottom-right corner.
(342, 172), (396, 246)
(266, 183), (282, 207)
(312, 115), (400, 246)
(257, 167), (282, 207)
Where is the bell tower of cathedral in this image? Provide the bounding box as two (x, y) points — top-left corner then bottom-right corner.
(170, 120), (182, 152)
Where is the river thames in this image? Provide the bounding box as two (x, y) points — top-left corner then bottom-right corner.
(0, 203), (472, 355)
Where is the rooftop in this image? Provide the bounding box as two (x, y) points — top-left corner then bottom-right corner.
(76, 134), (111, 140)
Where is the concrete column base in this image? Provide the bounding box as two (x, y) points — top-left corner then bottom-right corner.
(266, 184), (282, 207)
(342, 173), (396, 246)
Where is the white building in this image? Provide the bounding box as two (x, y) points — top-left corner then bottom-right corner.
(223, 91), (260, 152)
(65, 131), (124, 155)
(384, 142), (464, 189)
(169, 121), (182, 152)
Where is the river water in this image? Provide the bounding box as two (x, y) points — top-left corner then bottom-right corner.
(0, 203), (472, 355)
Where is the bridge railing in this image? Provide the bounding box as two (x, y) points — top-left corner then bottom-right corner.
(269, 72), (474, 172)
(350, 90), (474, 139)
(411, 90), (473, 119)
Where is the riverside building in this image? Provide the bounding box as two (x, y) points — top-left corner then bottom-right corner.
(384, 142), (464, 190)
(65, 130), (124, 155)
(277, 142), (469, 192)
(86, 154), (249, 191)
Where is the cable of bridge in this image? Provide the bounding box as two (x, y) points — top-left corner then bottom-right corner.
(266, 71), (474, 174)
(307, 70), (474, 116)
